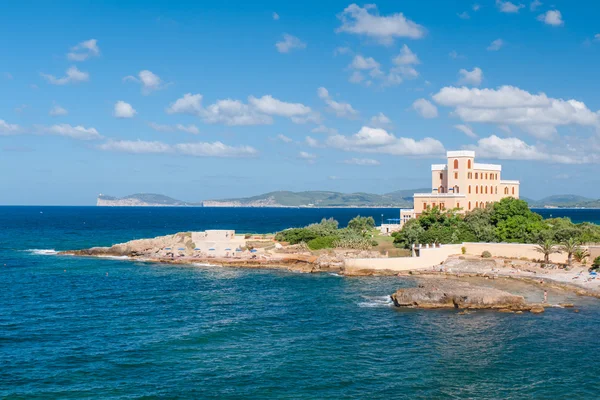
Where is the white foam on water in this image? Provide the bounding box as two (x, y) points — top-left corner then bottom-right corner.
(97, 255), (130, 260)
(26, 249), (58, 255)
(358, 295), (394, 308)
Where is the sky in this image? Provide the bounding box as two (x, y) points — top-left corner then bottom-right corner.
(2, 0), (600, 205)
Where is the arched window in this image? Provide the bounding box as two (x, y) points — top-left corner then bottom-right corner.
(455, 186), (460, 194)
(439, 186), (444, 193)
(468, 159), (472, 169)
(485, 186), (488, 194)
(485, 173), (488, 179)
(495, 187), (498, 194)
(439, 172), (443, 180)
(475, 202), (479, 208)
(469, 185), (471, 194)
(476, 186), (478, 194)
(475, 173), (478, 179)
(512, 187), (515, 195)
(453, 159), (459, 169)
(504, 187), (509, 195)
(468, 201), (471, 210)
(423, 203), (427, 210)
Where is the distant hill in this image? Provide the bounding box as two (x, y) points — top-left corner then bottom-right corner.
(527, 194), (596, 208)
(202, 189), (431, 208)
(97, 191), (600, 208)
(97, 193), (201, 207)
(97, 189), (430, 208)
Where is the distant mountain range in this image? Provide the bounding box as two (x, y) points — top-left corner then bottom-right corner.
(97, 192), (600, 208)
(97, 189), (429, 208)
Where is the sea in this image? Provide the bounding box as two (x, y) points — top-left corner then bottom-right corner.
(1, 206), (600, 399)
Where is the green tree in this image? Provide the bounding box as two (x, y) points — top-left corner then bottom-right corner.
(559, 238), (580, 266)
(535, 239), (561, 265)
(347, 215), (375, 236)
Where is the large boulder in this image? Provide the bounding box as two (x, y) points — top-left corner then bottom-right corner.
(391, 278), (528, 310)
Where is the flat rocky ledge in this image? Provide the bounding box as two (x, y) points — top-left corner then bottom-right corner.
(391, 278), (546, 312)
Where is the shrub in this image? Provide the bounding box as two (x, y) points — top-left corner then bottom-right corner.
(481, 250), (492, 258)
(461, 246), (466, 255)
(591, 256), (600, 271)
(307, 236), (338, 250)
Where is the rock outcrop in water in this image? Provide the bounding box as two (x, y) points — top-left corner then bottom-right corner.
(391, 278), (537, 311)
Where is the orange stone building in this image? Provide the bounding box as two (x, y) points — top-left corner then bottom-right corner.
(400, 151), (520, 226)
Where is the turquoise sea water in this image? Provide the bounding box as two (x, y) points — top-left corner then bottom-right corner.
(2, 207), (600, 399)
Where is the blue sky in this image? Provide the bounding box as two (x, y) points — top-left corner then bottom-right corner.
(2, 0), (600, 205)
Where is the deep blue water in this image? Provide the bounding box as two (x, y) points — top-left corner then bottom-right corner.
(2, 207), (600, 399)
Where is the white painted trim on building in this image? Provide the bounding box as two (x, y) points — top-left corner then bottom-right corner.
(500, 180), (520, 185)
(447, 150), (475, 158)
(431, 164), (447, 171)
(473, 163), (502, 171)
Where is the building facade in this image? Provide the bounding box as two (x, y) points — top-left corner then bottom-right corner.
(400, 151), (520, 226)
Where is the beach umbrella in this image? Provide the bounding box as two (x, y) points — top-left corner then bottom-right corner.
(165, 247), (172, 250)
(250, 249), (258, 253)
(236, 248), (242, 252)
(194, 248), (201, 251)
(209, 248), (215, 251)
(178, 248), (185, 251)
(225, 248), (231, 251)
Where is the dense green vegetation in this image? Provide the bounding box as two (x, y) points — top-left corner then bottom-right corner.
(392, 198), (600, 250)
(275, 216), (377, 250)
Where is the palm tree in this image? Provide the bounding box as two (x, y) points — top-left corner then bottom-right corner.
(559, 238), (580, 267)
(573, 247), (590, 264)
(535, 239), (561, 266)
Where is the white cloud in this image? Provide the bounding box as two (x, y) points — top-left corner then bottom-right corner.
(41, 66), (89, 85)
(344, 158), (381, 166)
(412, 98), (438, 119)
(454, 124), (478, 138)
(458, 67), (483, 86)
(0, 119), (20, 135)
(487, 39), (504, 51)
(393, 45), (420, 66)
(496, 0), (524, 13)
(305, 136), (320, 148)
(595, 34), (600, 42)
(370, 112), (392, 127)
(275, 34), (306, 53)
(45, 124), (102, 140)
(67, 39), (100, 61)
(298, 151), (317, 161)
(248, 95), (312, 117)
(473, 4), (481, 11)
(202, 99), (272, 126)
(174, 142), (257, 157)
(449, 50), (462, 59)
(166, 93), (203, 115)
(167, 93), (314, 125)
(311, 125), (338, 135)
(336, 3), (425, 45)
(433, 85), (600, 139)
(334, 46), (352, 56)
(114, 101), (137, 118)
(149, 122), (199, 134)
(538, 10), (564, 26)
(530, 0), (542, 11)
(317, 87), (359, 118)
(98, 139), (171, 154)
(176, 124), (199, 134)
(458, 11), (470, 19)
(465, 135), (593, 164)
(349, 71), (365, 84)
(49, 105), (68, 116)
(98, 139), (257, 157)
(325, 126), (444, 156)
(123, 70), (164, 94)
(277, 134), (293, 143)
(272, 12), (280, 20)
(350, 55), (380, 70)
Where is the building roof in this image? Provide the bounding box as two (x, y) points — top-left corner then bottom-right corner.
(500, 180), (520, 185)
(431, 164), (447, 171)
